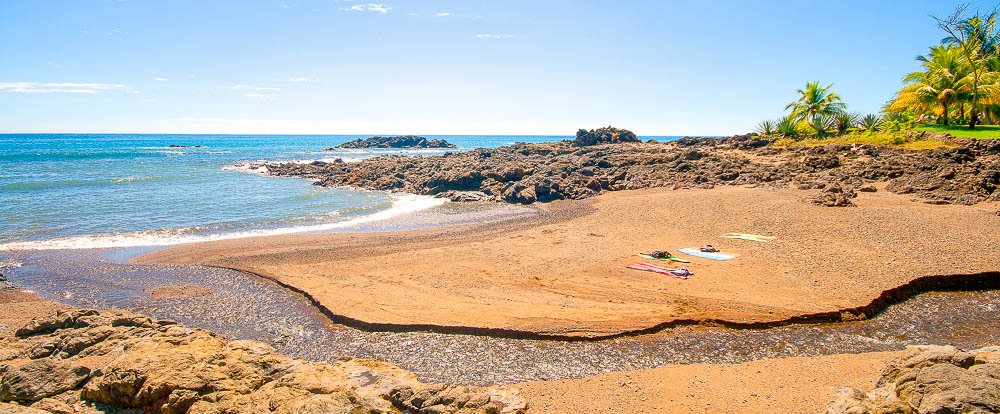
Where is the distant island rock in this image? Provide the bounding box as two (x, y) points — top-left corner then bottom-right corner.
(329, 136), (456, 150)
(573, 126), (639, 146)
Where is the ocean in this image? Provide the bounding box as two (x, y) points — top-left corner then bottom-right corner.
(0, 134), (677, 250)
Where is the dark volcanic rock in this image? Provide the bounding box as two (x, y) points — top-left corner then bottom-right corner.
(331, 136), (456, 150)
(811, 183), (856, 207)
(266, 135), (1000, 207)
(573, 126), (639, 147)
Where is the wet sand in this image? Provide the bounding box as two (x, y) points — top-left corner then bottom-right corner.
(4, 248), (998, 385)
(139, 186), (1000, 338)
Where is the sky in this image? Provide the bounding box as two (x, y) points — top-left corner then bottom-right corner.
(0, 0), (990, 136)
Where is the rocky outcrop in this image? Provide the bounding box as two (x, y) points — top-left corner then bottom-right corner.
(827, 345), (1000, 414)
(0, 309), (527, 414)
(331, 136), (456, 149)
(811, 183), (856, 207)
(573, 126), (639, 146)
(266, 135), (1000, 206)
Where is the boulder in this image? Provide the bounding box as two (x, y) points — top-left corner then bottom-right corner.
(573, 126), (639, 147)
(0, 309), (527, 414)
(827, 345), (1000, 414)
(812, 183), (856, 207)
(0, 360), (90, 403)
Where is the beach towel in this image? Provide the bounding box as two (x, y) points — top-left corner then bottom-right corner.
(626, 263), (692, 279)
(678, 247), (737, 261)
(636, 253), (691, 263)
(721, 233), (776, 242)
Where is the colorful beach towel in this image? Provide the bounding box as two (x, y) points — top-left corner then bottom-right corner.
(636, 253), (691, 263)
(626, 263), (692, 280)
(721, 233), (776, 242)
(678, 247), (737, 261)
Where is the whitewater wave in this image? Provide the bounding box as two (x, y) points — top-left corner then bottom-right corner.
(0, 194), (446, 251)
(221, 162), (270, 175)
(113, 176), (158, 184)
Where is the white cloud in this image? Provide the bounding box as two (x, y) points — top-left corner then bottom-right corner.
(435, 12), (451, 17)
(230, 85), (280, 91)
(346, 3), (391, 13)
(153, 77), (168, 81)
(228, 85), (280, 98)
(285, 77), (314, 83)
(474, 34), (514, 39)
(0, 82), (126, 94)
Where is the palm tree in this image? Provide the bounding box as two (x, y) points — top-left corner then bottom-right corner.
(936, 6), (1000, 127)
(889, 45), (973, 125)
(785, 81), (847, 127)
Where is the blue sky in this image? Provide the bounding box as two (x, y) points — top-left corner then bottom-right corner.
(0, 0), (986, 135)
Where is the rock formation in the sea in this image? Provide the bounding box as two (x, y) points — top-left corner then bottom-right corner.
(573, 126), (639, 146)
(266, 133), (1000, 206)
(827, 345), (1000, 414)
(330, 136), (457, 150)
(0, 309), (527, 414)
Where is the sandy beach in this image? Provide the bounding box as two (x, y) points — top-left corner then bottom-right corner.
(518, 351), (901, 413)
(139, 185), (1000, 338)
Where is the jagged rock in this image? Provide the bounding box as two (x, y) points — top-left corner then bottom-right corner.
(826, 345), (1000, 414)
(435, 191), (496, 202)
(812, 183), (856, 207)
(573, 126), (639, 146)
(331, 136), (456, 149)
(0, 403), (50, 413)
(858, 184), (878, 193)
(29, 398), (74, 414)
(0, 309), (527, 414)
(0, 360), (90, 403)
(264, 134), (1000, 207)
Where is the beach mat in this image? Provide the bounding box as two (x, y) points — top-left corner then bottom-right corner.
(636, 253), (691, 263)
(626, 263), (690, 280)
(721, 233), (775, 242)
(677, 247), (737, 261)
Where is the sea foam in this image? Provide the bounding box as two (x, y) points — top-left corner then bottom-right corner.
(0, 194), (446, 251)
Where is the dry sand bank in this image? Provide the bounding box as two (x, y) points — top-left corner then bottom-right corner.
(518, 351), (901, 413)
(139, 186), (1000, 338)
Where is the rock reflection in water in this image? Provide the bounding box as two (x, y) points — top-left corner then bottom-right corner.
(3, 248), (998, 386)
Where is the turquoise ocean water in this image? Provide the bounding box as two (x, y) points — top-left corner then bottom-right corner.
(0, 134), (678, 250)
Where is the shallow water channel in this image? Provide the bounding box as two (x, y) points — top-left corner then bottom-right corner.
(3, 246), (998, 386)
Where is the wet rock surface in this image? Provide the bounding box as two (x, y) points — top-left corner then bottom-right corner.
(827, 345), (1000, 414)
(267, 136), (1000, 205)
(0, 309), (527, 414)
(4, 249), (999, 386)
(331, 135), (456, 149)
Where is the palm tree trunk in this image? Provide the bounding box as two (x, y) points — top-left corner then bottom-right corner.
(942, 103), (950, 125)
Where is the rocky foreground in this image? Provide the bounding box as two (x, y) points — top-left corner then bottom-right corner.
(0, 309), (526, 414)
(268, 134), (1000, 207)
(827, 345), (1000, 414)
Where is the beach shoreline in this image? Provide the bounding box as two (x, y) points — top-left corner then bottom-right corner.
(138, 185), (1000, 338)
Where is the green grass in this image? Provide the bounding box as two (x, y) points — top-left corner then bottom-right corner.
(914, 124), (1000, 139)
(771, 131), (956, 150)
